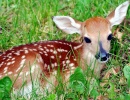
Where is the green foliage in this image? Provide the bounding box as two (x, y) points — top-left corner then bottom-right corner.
(123, 65), (130, 87)
(46, 94), (56, 100)
(89, 78), (99, 99)
(0, 76), (12, 100)
(124, 94), (130, 100)
(90, 88), (99, 99)
(68, 67), (99, 99)
(0, 0), (129, 99)
(107, 82), (116, 99)
(69, 67), (86, 94)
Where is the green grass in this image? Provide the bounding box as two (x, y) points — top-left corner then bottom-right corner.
(0, 0), (130, 99)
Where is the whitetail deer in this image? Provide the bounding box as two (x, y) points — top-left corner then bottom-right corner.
(0, 1), (129, 95)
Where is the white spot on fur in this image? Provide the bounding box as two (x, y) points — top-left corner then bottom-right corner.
(34, 44), (38, 46)
(12, 58), (15, 60)
(51, 56), (55, 59)
(74, 58), (76, 61)
(45, 54), (48, 56)
(50, 49), (53, 52)
(63, 63), (66, 67)
(44, 47), (47, 49)
(39, 48), (44, 51)
(59, 55), (62, 58)
(33, 49), (37, 51)
(39, 52), (43, 54)
(62, 61), (65, 64)
(25, 50), (28, 54)
(53, 50), (57, 54)
(29, 49), (33, 51)
(21, 55), (26, 59)
(11, 61), (15, 64)
(74, 43), (83, 50)
(20, 50), (24, 52)
(39, 45), (42, 48)
(7, 59), (10, 61)
(54, 62), (57, 67)
(4, 67), (8, 74)
(66, 60), (70, 64)
(16, 59), (26, 72)
(43, 51), (47, 54)
(4, 67), (8, 72)
(65, 57), (68, 59)
(64, 50), (68, 52)
(58, 42), (63, 44)
(46, 49), (49, 52)
(11, 51), (15, 53)
(57, 48), (62, 52)
(8, 56), (12, 59)
(54, 41), (58, 43)
(0, 62), (4, 67)
(69, 63), (74, 67)
(24, 47), (28, 50)
(44, 63), (47, 68)
(51, 63), (55, 68)
(47, 45), (54, 47)
(7, 62), (11, 66)
(8, 71), (12, 75)
(14, 52), (20, 56)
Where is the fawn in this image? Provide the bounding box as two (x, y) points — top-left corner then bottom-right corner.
(0, 1), (129, 95)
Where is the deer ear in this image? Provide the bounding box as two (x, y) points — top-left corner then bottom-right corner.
(107, 1), (129, 27)
(53, 16), (82, 34)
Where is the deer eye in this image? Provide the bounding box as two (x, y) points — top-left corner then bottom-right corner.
(84, 37), (91, 43)
(107, 34), (113, 40)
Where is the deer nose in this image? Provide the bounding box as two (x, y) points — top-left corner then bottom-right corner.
(95, 41), (110, 62)
(95, 52), (110, 61)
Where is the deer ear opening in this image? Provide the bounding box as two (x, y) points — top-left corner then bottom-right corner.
(53, 16), (82, 34)
(106, 1), (129, 27)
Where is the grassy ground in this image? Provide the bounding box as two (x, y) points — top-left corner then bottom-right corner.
(0, 0), (130, 99)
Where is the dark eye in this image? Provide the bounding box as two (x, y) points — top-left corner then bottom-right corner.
(107, 34), (113, 40)
(84, 37), (91, 43)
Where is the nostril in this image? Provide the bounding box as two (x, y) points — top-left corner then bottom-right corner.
(101, 57), (107, 61)
(100, 53), (110, 61)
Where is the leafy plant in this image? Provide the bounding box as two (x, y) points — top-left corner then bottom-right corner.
(69, 67), (86, 94)
(46, 94), (56, 100)
(0, 76), (12, 100)
(107, 82), (116, 99)
(68, 67), (100, 99)
(123, 65), (130, 87)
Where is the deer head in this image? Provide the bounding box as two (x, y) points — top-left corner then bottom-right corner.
(53, 1), (129, 64)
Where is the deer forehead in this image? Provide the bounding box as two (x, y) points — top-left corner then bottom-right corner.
(83, 17), (111, 37)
